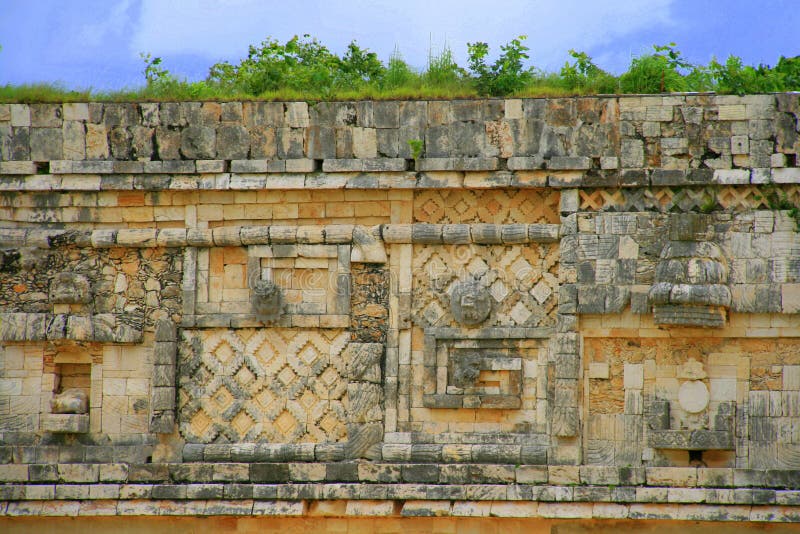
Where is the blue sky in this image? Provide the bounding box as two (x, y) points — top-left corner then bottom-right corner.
(1, 0), (799, 91)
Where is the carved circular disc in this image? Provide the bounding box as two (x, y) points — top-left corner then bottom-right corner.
(450, 280), (491, 326)
(678, 380), (710, 414)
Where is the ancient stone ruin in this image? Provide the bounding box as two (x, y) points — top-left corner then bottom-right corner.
(2, 95), (800, 529)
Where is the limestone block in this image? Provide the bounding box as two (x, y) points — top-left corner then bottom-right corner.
(181, 126), (216, 159)
(62, 103), (88, 122)
(62, 121), (85, 160)
(771, 168), (800, 184)
(40, 413), (89, 433)
(216, 125), (249, 159)
(782, 284), (800, 313)
(85, 124), (109, 159)
(351, 226), (386, 263)
(284, 102), (309, 127)
(621, 139), (644, 168)
(548, 156), (592, 170)
(589, 362), (610, 379)
(30, 128), (63, 160)
(10, 104), (30, 126)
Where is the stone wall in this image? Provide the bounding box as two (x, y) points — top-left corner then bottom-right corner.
(2, 94), (800, 525)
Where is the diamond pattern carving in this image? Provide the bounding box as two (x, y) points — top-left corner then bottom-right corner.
(579, 186), (800, 212)
(414, 189), (560, 224)
(412, 244), (559, 328)
(179, 328), (349, 444)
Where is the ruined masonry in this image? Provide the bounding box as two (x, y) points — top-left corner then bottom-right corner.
(2, 95), (800, 525)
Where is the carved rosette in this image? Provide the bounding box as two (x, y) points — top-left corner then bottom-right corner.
(449, 279), (491, 326)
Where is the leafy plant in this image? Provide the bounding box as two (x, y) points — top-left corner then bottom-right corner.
(560, 49), (617, 93)
(707, 55), (783, 95)
(407, 139), (424, 160)
(699, 191), (718, 213)
(619, 43), (690, 93)
(208, 35), (347, 97)
(774, 55), (800, 88)
(467, 35), (533, 96)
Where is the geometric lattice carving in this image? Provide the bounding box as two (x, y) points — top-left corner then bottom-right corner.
(412, 244), (559, 329)
(415, 189), (560, 224)
(579, 185), (800, 212)
(179, 328), (348, 444)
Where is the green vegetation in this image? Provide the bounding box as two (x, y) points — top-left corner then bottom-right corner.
(407, 139), (424, 160)
(2, 35), (800, 102)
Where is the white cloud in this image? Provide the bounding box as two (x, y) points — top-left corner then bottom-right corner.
(77, 0), (136, 49)
(128, 0), (675, 70)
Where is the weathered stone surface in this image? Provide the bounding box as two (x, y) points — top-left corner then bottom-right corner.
(50, 388), (88, 414)
(48, 272), (91, 304)
(250, 279), (283, 322)
(181, 126), (216, 159)
(39, 414), (89, 433)
(449, 279), (492, 326)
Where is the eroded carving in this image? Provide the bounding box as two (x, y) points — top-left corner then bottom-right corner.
(450, 279), (491, 326)
(51, 388), (88, 414)
(452, 353), (481, 388)
(649, 217), (731, 327)
(251, 279), (283, 323)
(49, 272), (91, 304)
(645, 397), (735, 450)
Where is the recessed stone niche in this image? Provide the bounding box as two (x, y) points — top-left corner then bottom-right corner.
(422, 327), (549, 409)
(40, 357), (91, 433)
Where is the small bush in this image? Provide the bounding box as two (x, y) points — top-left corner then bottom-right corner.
(619, 43), (690, 93)
(467, 35), (534, 96)
(708, 55), (784, 95)
(559, 50), (618, 93)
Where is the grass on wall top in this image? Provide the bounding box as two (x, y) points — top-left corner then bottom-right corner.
(2, 36), (800, 103)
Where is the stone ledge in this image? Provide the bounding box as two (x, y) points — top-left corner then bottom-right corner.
(3, 463), (800, 491)
(0, 223), (564, 250)
(381, 223), (560, 244)
(1, 497), (800, 521)
(0, 313), (143, 343)
(0, 481), (792, 504)
(0, 225), (357, 249)
(3, 169), (800, 189)
(39, 414), (89, 434)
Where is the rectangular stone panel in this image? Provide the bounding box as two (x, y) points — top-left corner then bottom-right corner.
(414, 189), (560, 224)
(178, 328), (350, 444)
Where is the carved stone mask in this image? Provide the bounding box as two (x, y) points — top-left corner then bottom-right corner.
(252, 279), (283, 323)
(453, 353), (481, 388)
(450, 279), (491, 325)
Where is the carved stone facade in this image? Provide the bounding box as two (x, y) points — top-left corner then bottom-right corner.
(1, 96), (800, 524)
